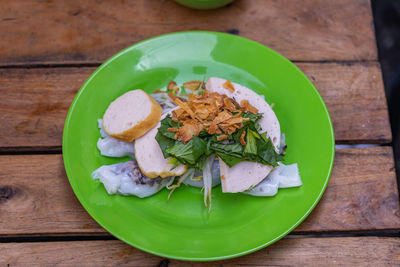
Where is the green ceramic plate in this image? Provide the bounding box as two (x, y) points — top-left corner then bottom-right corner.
(173, 0), (234, 10)
(63, 31), (334, 261)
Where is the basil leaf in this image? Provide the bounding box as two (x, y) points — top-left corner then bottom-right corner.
(244, 129), (257, 155)
(192, 136), (207, 160)
(193, 154), (208, 170)
(206, 138), (213, 156)
(198, 129), (210, 138)
(211, 142), (243, 158)
(242, 112), (263, 123)
(166, 136), (206, 165)
(155, 131), (175, 158)
(242, 112), (263, 132)
(232, 127), (246, 143)
(158, 115), (180, 139)
(248, 129), (260, 139)
(166, 142), (194, 164)
(260, 132), (268, 142)
(215, 152), (244, 167)
(256, 138), (282, 166)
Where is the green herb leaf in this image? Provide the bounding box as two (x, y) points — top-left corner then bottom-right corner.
(260, 132), (268, 142)
(232, 127), (246, 143)
(211, 142), (243, 158)
(167, 157), (180, 170)
(198, 129), (210, 138)
(248, 129), (260, 139)
(167, 157), (178, 165)
(192, 136), (207, 159)
(244, 129), (257, 155)
(256, 138), (282, 166)
(242, 112), (263, 123)
(215, 152), (243, 167)
(193, 154), (208, 170)
(242, 112), (263, 131)
(165, 142), (194, 165)
(155, 131), (175, 158)
(166, 136), (206, 165)
(180, 85), (187, 95)
(206, 139), (213, 156)
(158, 115), (179, 139)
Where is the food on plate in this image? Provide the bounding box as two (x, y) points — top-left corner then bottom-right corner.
(243, 163), (302, 196)
(186, 160), (221, 188)
(92, 161), (173, 198)
(92, 78), (302, 210)
(155, 78), (282, 194)
(134, 112), (188, 178)
(97, 119), (135, 158)
(206, 77), (281, 193)
(206, 77), (280, 149)
(102, 89), (162, 142)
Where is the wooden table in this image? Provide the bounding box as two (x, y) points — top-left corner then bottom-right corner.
(1, 0), (399, 265)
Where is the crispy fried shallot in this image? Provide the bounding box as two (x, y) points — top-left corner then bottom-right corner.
(167, 86), (254, 143)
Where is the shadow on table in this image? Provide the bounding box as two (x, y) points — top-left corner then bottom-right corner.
(372, 0), (400, 197)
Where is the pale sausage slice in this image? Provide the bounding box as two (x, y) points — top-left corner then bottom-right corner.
(206, 77), (280, 149)
(220, 162), (273, 193)
(103, 90), (162, 142)
(206, 77), (281, 193)
(134, 112), (187, 178)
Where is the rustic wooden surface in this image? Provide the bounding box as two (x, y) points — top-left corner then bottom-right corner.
(0, 147), (399, 236)
(0, 0), (376, 66)
(1, 237), (400, 266)
(0, 62), (390, 151)
(0, 0), (399, 265)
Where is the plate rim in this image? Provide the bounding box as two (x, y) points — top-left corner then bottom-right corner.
(62, 30), (335, 261)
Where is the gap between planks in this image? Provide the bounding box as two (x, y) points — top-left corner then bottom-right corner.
(1, 237), (399, 266)
(0, 229), (399, 244)
(0, 59), (380, 69)
(0, 143), (393, 155)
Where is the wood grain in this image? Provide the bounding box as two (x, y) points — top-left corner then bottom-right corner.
(299, 62), (390, 143)
(297, 146), (400, 231)
(0, 147), (398, 236)
(0, 67), (86, 150)
(0, 62), (390, 150)
(0, 0), (376, 66)
(1, 237), (400, 266)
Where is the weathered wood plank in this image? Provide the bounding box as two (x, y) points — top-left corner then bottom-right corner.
(0, 0), (376, 65)
(1, 237), (400, 266)
(0, 67), (85, 150)
(0, 147), (398, 236)
(0, 62), (390, 150)
(298, 62), (390, 143)
(0, 154), (104, 235)
(297, 146), (400, 231)
(0, 240), (162, 266)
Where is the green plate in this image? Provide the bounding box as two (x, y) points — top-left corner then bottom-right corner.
(63, 31), (334, 261)
(173, 0), (234, 10)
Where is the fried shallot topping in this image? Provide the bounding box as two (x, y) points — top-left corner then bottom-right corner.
(167, 89), (257, 143)
(240, 99), (259, 114)
(222, 80), (235, 92)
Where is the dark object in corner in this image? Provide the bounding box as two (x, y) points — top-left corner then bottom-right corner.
(372, 0), (400, 196)
(227, 29), (240, 35)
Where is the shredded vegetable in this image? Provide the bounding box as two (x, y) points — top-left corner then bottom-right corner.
(167, 168), (195, 200)
(203, 154), (215, 212)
